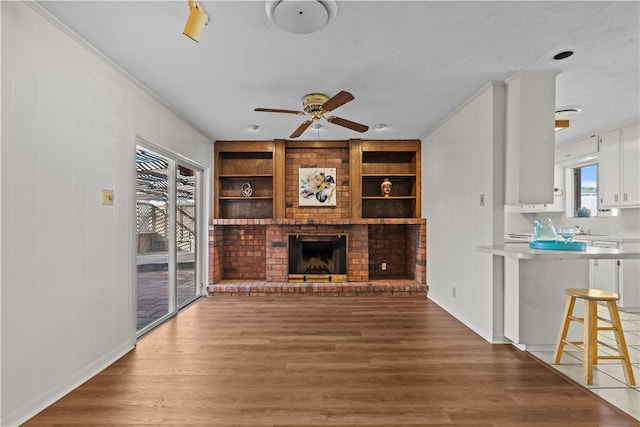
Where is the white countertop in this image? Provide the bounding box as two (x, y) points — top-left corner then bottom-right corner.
(572, 234), (640, 243)
(477, 243), (640, 260)
(505, 232), (640, 244)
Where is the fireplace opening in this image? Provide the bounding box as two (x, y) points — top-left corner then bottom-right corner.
(288, 234), (347, 282)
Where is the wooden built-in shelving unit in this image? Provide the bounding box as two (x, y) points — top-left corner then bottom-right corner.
(350, 140), (421, 219)
(212, 139), (424, 285)
(215, 139), (420, 220)
(214, 140), (285, 219)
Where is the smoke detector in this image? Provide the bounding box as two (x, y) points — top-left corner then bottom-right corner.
(265, 1), (337, 34)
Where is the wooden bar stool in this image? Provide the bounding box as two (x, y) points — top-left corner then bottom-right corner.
(553, 288), (635, 385)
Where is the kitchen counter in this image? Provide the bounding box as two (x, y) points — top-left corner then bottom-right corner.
(504, 232), (640, 244)
(572, 234), (640, 243)
(477, 243), (640, 351)
(478, 243), (640, 260)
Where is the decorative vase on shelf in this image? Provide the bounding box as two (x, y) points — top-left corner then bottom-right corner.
(380, 178), (392, 197)
(241, 182), (253, 197)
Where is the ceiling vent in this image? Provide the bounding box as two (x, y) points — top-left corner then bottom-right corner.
(265, 0), (337, 34)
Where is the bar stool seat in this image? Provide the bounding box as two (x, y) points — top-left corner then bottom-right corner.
(553, 288), (635, 385)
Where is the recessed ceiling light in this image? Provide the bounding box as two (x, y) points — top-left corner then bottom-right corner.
(248, 124), (260, 131)
(374, 123), (387, 130)
(553, 50), (574, 60)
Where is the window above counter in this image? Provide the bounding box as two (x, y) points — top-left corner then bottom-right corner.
(553, 122), (640, 217)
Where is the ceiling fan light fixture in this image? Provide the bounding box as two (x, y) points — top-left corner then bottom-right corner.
(254, 90), (367, 138)
(183, 0), (209, 42)
(302, 93), (329, 116)
(266, 0), (337, 34)
(374, 123), (387, 130)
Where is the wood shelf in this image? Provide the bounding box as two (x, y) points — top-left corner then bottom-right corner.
(219, 196), (273, 200)
(215, 141), (279, 219)
(362, 196), (417, 200)
(218, 174), (273, 178)
(354, 141), (421, 219)
(362, 173), (416, 177)
(362, 198), (417, 218)
(218, 198), (273, 219)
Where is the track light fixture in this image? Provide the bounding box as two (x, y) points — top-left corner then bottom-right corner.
(183, 0), (210, 42)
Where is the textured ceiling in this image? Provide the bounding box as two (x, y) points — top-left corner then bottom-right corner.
(38, 1), (639, 145)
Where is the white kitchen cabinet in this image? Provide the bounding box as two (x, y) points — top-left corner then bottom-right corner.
(590, 241), (640, 312)
(599, 130), (620, 207)
(505, 70), (558, 205)
(621, 124), (640, 206)
(599, 123), (640, 208)
(514, 166), (565, 212)
(590, 259), (618, 294)
(590, 241), (618, 294)
(619, 252), (640, 312)
(555, 135), (599, 166)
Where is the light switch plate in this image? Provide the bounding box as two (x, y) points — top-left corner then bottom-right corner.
(101, 189), (114, 206)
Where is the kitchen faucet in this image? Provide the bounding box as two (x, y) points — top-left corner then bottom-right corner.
(575, 226), (594, 235)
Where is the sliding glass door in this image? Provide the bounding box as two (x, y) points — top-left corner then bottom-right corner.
(135, 146), (202, 335)
(176, 164), (198, 308)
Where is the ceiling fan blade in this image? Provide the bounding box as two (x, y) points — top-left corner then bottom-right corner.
(321, 91), (355, 112)
(290, 119), (314, 138)
(254, 108), (305, 115)
(326, 116), (369, 133)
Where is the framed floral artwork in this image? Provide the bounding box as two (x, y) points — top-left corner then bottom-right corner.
(298, 168), (336, 206)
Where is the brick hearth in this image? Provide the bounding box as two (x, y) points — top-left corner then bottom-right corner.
(207, 280), (427, 297)
(208, 218), (427, 297)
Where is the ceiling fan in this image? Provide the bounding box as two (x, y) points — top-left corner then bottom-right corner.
(255, 90), (369, 138)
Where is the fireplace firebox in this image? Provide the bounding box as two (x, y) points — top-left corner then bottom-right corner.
(288, 234), (347, 282)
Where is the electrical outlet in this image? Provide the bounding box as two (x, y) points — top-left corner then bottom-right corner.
(101, 189), (114, 206)
(452, 286), (456, 297)
(480, 193), (485, 206)
(381, 263), (387, 271)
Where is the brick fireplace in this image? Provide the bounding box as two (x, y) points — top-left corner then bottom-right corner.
(288, 233), (348, 282)
(208, 218), (426, 295)
(208, 139), (427, 297)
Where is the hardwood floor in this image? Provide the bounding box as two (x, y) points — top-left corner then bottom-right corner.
(23, 297), (637, 426)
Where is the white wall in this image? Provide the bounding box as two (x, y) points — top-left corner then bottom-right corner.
(1, 3), (212, 425)
(422, 82), (506, 343)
